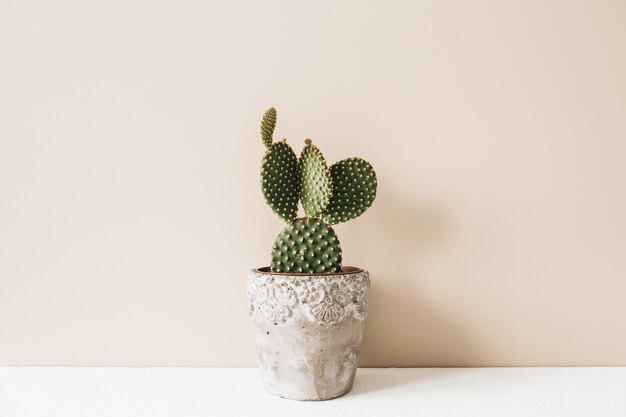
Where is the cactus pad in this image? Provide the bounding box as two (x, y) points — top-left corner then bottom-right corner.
(260, 108), (277, 148)
(261, 141), (300, 222)
(271, 217), (342, 273)
(323, 158), (377, 225)
(299, 141), (332, 218)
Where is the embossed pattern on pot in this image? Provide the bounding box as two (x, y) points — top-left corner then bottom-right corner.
(247, 269), (369, 326)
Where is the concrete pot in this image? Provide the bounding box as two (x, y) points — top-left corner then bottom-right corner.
(246, 266), (370, 401)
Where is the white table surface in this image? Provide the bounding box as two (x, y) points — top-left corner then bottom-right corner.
(1, 367), (625, 417)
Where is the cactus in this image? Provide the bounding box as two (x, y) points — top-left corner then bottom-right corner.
(299, 140), (332, 218)
(271, 217), (342, 273)
(258, 108), (377, 273)
(323, 158), (377, 225)
(260, 107), (277, 149)
(260, 140), (300, 222)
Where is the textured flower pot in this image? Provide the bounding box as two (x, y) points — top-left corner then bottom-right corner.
(246, 266), (370, 401)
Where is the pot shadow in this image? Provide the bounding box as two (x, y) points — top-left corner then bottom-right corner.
(349, 283), (477, 395)
(339, 187), (479, 395)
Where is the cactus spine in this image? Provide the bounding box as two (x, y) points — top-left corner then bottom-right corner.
(258, 108), (377, 273)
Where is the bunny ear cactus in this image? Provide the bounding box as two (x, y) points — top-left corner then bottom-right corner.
(258, 107), (377, 274)
(299, 139), (332, 218)
(260, 109), (300, 222)
(260, 107), (277, 149)
(322, 158), (377, 225)
(271, 217), (342, 273)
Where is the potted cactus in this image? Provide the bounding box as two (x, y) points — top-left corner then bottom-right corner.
(247, 108), (378, 401)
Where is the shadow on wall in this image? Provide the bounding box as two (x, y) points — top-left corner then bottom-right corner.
(345, 187), (477, 367)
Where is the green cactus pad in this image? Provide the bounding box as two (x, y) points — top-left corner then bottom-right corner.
(322, 158), (377, 225)
(260, 108), (277, 148)
(261, 141), (300, 222)
(299, 141), (332, 218)
(270, 217), (342, 273)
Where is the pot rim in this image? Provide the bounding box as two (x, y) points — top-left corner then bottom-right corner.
(252, 266), (364, 276)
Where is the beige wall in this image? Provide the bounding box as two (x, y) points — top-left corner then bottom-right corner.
(1, 0), (626, 367)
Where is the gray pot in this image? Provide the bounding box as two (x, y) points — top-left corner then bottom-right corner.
(246, 266), (370, 400)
